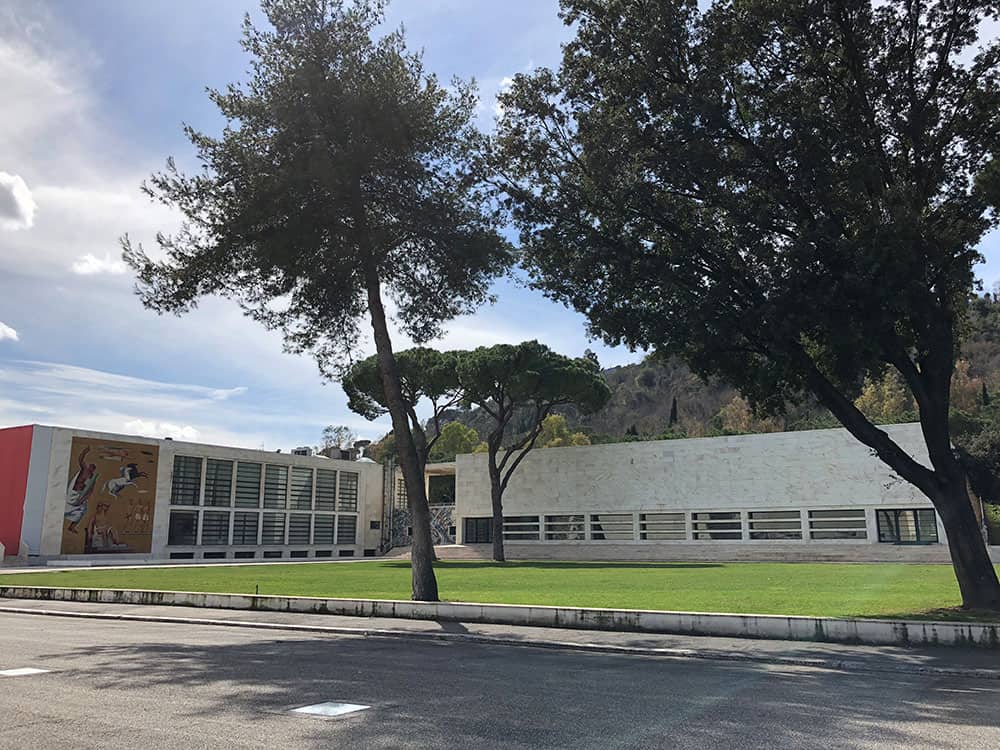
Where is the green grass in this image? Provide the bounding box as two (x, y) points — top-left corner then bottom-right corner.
(5, 560), (1000, 621)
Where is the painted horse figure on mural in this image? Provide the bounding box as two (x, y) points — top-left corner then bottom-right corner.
(104, 463), (148, 498)
(65, 446), (99, 533)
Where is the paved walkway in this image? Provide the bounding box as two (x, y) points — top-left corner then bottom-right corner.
(3, 596), (1000, 679)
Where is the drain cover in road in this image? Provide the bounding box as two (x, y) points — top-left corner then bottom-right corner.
(291, 702), (370, 718)
(0, 668), (50, 677)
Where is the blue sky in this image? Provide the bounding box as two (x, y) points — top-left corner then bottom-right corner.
(0, 0), (998, 450)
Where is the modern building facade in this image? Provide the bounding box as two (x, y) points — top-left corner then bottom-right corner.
(0, 425), (384, 562)
(2, 421), (992, 565)
(451, 423), (989, 562)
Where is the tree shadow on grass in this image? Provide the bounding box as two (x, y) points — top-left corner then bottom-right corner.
(36, 620), (1000, 749)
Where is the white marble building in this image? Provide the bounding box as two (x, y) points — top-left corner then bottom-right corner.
(452, 423), (982, 562)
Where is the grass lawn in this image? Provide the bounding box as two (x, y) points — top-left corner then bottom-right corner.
(4, 560), (999, 621)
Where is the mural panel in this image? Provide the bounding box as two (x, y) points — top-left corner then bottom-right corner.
(61, 437), (159, 555)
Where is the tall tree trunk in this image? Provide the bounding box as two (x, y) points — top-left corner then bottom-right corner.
(934, 477), (1000, 610)
(364, 268), (439, 602)
(802, 354), (1000, 610)
(488, 452), (506, 562)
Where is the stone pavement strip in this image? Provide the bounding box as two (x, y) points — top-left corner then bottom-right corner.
(2, 596), (1000, 680)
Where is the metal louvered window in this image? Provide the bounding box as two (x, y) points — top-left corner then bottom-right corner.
(809, 509), (867, 540)
(544, 514), (586, 540)
(170, 456), (202, 506)
(234, 462), (262, 508)
(289, 467), (313, 510)
(639, 512), (686, 540)
(749, 511), (802, 540)
(503, 516), (540, 541)
(338, 472), (359, 512)
(313, 514), (335, 545)
(203, 459), (234, 507)
(232, 512), (259, 545)
(590, 513), (634, 541)
(337, 515), (357, 544)
(263, 465), (288, 509)
(261, 512), (286, 544)
(315, 469), (337, 511)
(200, 510), (230, 545)
(288, 513), (312, 544)
(691, 512), (742, 540)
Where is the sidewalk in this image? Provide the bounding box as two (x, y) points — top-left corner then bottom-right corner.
(4, 596), (1000, 680)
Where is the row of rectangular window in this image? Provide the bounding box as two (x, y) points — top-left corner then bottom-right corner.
(170, 456), (358, 512)
(169, 549), (378, 560)
(167, 509), (358, 547)
(465, 508), (938, 544)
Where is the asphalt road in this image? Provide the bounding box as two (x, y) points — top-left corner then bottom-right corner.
(1, 612), (998, 749)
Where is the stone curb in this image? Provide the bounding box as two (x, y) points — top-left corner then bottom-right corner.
(3, 604), (998, 681)
(1, 585), (999, 649)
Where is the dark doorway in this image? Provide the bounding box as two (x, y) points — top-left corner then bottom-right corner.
(463, 517), (493, 544)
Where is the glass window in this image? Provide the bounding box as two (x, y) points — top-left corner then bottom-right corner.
(590, 513), (634, 541)
(313, 514), (336, 545)
(263, 465), (288, 509)
(544, 514), (586, 540)
(337, 515), (357, 545)
(691, 512), (742, 540)
(338, 472), (359, 512)
(877, 509), (939, 544)
(749, 510), (802, 540)
(288, 513), (312, 544)
(232, 512), (259, 545)
(204, 459), (233, 507)
(640, 512), (686, 540)
(289, 467), (313, 510)
(170, 456), (202, 506)
(234, 462), (262, 508)
(809, 509), (868, 540)
(167, 510), (198, 545)
(200, 511), (230, 545)
(315, 469), (337, 511)
(503, 515), (540, 541)
(463, 517), (492, 544)
(261, 512), (286, 544)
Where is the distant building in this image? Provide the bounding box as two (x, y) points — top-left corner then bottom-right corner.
(0, 425), (383, 562)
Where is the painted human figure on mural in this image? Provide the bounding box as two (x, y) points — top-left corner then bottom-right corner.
(104, 463), (148, 498)
(65, 446), (99, 533)
(86, 502), (128, 552)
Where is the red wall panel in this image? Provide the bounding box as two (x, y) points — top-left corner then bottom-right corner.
(0, 425), (34, 555)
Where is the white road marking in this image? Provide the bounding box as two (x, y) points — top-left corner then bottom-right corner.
(0, 668), (50, 677)
(291, 702), (370, 718)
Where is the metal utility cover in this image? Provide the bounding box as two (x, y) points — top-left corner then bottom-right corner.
(291, 702), (370, 718)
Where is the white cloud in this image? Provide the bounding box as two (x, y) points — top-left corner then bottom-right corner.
(70, 252), (127, 275)
(123, 419), (199, 442)
(0, 321), (18, 342)
(0, 171), (36, 229)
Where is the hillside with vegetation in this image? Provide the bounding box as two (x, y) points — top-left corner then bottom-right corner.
(366, 296), (1000, 473)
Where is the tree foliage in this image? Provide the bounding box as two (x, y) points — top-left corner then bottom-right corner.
(122, 0), (510, 602)
(342, 347), (464, 466)
(428, 421), (483, 461)
(496, 0), (1000, 607)
(457, 341), (611, 560)
(537, 414), (591, 447)
(320, 425), (357, 451)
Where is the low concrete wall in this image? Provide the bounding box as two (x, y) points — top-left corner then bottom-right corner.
(1, 585), (997, 649)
